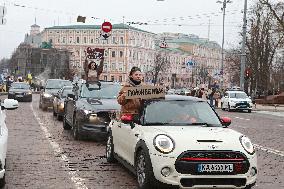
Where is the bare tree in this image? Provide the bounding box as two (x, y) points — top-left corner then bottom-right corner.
(145, 52), (171, 86)
(259, 0), (284, 32)
(246, 2), (284, 94)
(225, 49), (241, 86)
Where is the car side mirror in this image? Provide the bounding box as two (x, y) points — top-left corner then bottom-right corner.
(67, 93), (75, 99)
(1, 99), (19, 110)
(121, 114), (135, 129)
(221, 117), (231, 127)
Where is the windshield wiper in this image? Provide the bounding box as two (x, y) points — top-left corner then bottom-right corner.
(145, 122), (170, 126)
(185, 123), (217, 127)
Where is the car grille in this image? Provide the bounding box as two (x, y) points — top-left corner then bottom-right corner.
(175, 151), (249, 175)
(235, 102), (249, 108)
(180, 178), (247, 187)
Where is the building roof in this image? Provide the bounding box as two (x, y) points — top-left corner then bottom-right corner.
(45, 23), (155, 34)
(31, 24), (40, 28)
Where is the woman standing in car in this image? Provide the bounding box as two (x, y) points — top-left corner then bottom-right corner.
(117, 66), (144, 115)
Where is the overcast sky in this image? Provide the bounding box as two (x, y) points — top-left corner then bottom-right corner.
(0, 0), (254, 59)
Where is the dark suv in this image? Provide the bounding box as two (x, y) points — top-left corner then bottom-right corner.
(39, 79), (72, 111)
(63, 81), (121, 141)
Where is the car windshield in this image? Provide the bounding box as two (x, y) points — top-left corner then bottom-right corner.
(11, 83), (30, 89)
(144, 100), (221, 126)
(230, 92), (248, 99)
(46, 80), (72, 89)
(81, 83), (121, 99)
(62, 88), (73, 98)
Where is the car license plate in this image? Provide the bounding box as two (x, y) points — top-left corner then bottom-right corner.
(16, 95), (23, 97)
(197, 164), (233, 173)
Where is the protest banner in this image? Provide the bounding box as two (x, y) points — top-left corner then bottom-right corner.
(124, 85), (165, 100)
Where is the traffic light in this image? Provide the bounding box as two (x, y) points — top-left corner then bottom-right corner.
(245, 69), (250, 80)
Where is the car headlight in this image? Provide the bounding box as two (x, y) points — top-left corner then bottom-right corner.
(153, 134), (175, 154)
(83, 109), (92, 115)
(58, 102), (64, 109)
(240, 135), (255, 155)
(27, 91), (32, 95)
(9, 91), (14, 94)
(43, 93), (52, 98)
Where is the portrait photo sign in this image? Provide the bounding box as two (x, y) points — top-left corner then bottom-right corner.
(125, 86), (165, 100)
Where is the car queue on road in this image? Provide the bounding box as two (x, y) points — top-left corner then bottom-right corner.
(25, 76), (257, 189)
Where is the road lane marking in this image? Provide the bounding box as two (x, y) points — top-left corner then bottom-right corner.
(31, 104), (88, 189)
(254, 144), (284, 157)
(245, 119), (250, 121)
(279, 125), (283, 127)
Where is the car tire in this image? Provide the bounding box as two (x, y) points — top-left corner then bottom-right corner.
(135, 149), (161, 189)
(221, 102), (225, 111)
(53, 109), (57, 116)
(228, 103), (232, 112)
(73, 119), (81, 141)
(248, 109), (252, 113)
(0, 174), (5, 188)
(57, 114), (63, 121)
(63, 115), (71, 130)
(42, 105), (48, 111)
(106, 133), (117, 163)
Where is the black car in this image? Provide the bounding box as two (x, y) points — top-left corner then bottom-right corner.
(63, 81), (121, 141)
(39, 79), (72, 111)
(53, 86), (74, 121)
(8, 82), (32, 102)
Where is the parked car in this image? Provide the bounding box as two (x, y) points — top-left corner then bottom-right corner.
(53, 86), (74, 121)
(39, 79), (72, 111)
(221, 90), (253, 113)
(63, 81), (121, 141)
(106, 95), (257, 189)
(7, 82), (32, 102)
(0, 99), (19, 187)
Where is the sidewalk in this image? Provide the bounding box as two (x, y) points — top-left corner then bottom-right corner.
(253, 104), (284, 112)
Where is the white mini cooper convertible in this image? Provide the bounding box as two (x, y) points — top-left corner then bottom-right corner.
(106, 95), (257, 189)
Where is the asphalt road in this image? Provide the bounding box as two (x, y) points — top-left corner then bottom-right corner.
(2, 94), (284, 189)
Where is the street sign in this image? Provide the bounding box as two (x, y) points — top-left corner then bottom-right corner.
(0, 17), (6, 25)
(0, 6), (7, 17)
(101, 22), (112, 33)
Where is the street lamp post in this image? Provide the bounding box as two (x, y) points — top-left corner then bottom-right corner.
(217, 0), (232, 90)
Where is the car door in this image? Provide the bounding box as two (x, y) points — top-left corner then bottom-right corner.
(112, 119), (138, 165)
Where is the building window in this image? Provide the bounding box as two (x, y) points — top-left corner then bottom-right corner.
(84, 37), (87, 43)
(104, 75), (108, 81)
(63, 37), (66, 43)
(112, 37), (116, 44)
(49, 39), (53, 43)
(112, 63), (116, 71)
(90, 39), (94, 43)
(119, 76), (122, 82)
(112, 51), (116, 58)
(120, 51), (123, 58)
(120, 37), (124, 44)
(111, 76), (114, 81)
(76, 37), (80, 43)
(57, 38), (60, 43)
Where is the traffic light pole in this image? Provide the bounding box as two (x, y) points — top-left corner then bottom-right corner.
(240, 0), (248, 91)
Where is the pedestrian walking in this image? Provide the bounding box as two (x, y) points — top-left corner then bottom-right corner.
(117, 66), (144, 115)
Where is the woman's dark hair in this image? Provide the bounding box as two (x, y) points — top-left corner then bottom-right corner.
(129, 66), (141, 76)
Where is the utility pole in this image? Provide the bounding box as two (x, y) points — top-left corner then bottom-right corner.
(217, 0), (232, 90)
(240, 0), (247, 91)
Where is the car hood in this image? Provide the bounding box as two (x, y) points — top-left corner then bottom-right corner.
(139, 126), (247, 156)
(9, 89), (31, 93)
(231, 98), (250, 102)
(45, 89), (60, 95)
(80, 98), (120, 112)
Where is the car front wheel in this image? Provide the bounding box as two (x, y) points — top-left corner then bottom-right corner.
(73, 119), (81, 140)
(63, 115), (71, 130)
(106, 134), (116, 163)
(135, 150), (162, 189)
